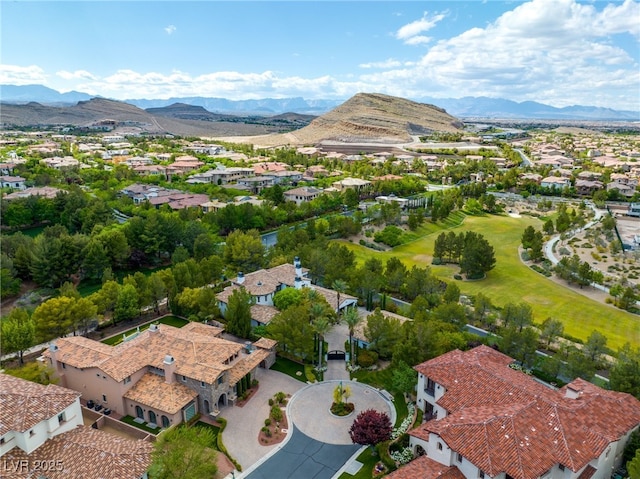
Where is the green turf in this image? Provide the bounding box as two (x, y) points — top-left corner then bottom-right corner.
(270, 356), (307, 382)
(101, 316), (189, 345)
(121, 415), (161, 434)
(336, 213), (640, 350)
(194, 421), (221, 450)
(338, 447), (378, 479)
(350, 368), (408, 428)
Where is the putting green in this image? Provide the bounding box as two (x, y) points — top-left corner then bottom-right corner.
(337, 213), (639, 350)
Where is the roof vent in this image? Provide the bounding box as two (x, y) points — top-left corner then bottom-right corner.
(149, 324), (159, 332)
(164, 355), (175, 364)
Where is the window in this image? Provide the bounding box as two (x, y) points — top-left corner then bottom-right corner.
(57, 413), (66, 424)
(425, 378), (436, 396)
(479, 471), (485, 479)
(0, 437), (5, 445)
(217, 375), (224, 385)
(201, 381), (206, 387)
(124, 376), (131, 384)
(182, 376), (187, 382)
(29, 430), (35, 437)
(558, 465), (565, 472)
(61, 363), (66, 369)
(456, 452), (463, 463)
(437, 443), (443, 451)
(102, 394), (107, 402)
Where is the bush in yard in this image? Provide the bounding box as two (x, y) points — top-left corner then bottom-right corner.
(349, 409), (392, 447)
(357, 349), (379, 368)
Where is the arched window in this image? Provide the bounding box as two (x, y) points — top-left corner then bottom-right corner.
(148, 410), (157, 424)
(135, 406), (143, 419)
(161, 415), (170, 428)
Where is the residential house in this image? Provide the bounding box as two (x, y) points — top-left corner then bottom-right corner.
(0, 162), (18, 175)
(186, 167), (254, 185)
(216, 258), (357, 326)
(352, 310), (412, 349)
(541, 176), (571, 190)
(0, 175), (26, 190)
(236, 176), (275, 194)
(375, 194), (409, 209)
(42, 322), (276, 425)
(390, 346), (640, 479)
(267, 170), (303, 185)
(284, 186), (323, 205)
(575, 179), (603, 196)
(3, 186), (64, 201)
(332, 177), (372, 192)
(0, 373), (152, 479)
(201, 196), (265, 214)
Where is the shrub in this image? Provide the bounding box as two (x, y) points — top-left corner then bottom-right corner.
(264, 418), (271, 427)
(270, 405), (283, 423)
(251, 379), (259, 387)
(453, 274), (463, 280)
(275, 391), (287, 405)
(268, 398), (274, 406)
(357, 349), (379, 368)
(374, 225), (405, 247)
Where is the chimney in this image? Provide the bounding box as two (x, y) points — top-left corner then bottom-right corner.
(163, 355), (176, 384)
(565, 383), (582, 400)
(48, 343), (59, 368)
(149, 324), (159, 333)
(294, 256), (302, 277)
(294, 276), (302, 289)
(237, 272), (245, 284)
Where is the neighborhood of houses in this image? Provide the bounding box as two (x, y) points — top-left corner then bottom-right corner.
(1, 129), (640, 479)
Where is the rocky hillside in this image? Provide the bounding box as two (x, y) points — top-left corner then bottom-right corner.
(288, 93), (464, 144)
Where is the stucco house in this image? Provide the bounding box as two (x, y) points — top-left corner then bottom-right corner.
(541, 176), (571, 190)
(284, 186), (323, 205)
(42, 322), (276, 427)
(0, 373), (152, 479)
(387, 346), (640, 479)
(217, 258), (358, 326)
(0, 175), (26, 190)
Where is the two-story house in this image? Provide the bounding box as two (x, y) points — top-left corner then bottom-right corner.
(42, 322), (276, 428)
(0, 373), (152, 479)
(216, 258), (358, 327)
(387, 346), (640, 479)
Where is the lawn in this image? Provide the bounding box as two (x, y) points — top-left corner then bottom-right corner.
(336, 213), (640, 350)
(194, 421), (221, 450)
(338, 447), (378, 479)
(350, 368), (408, 428)
(121, 415), (161, 434)
(101, 316), (189, 345)
(270, 356), (307, 382)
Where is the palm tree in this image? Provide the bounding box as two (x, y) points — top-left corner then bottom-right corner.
(313, 317), (331, 368)
(342, 307), (362, 366)
(332, 279), (348, 318)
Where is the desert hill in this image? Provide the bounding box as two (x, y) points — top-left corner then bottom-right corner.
(229, 93), (464, 146)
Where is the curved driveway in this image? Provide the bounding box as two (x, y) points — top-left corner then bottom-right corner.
(240, 380), (396, 479)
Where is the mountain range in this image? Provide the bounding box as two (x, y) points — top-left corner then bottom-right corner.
(2, 84), (638, 121)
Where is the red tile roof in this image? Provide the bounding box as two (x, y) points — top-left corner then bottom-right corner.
(410, 346), (640, 479)
(385, 455), (465, 479)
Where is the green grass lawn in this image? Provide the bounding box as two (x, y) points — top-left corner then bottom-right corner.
(271, 356), (307, 382)
(338, 447), (377, 479)
(337, 213), (640, 350)
(121, 415), (161, 434)
(350, 369), (408, 428)
(101, 316), (189, 345)
(194, 421), (221, 450)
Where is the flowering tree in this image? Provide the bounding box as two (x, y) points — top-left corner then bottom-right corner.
(348, 409), (392, 447)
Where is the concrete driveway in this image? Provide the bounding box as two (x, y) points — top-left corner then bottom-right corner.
(239, 380), (395, 478)
(219, 368), (305, 469)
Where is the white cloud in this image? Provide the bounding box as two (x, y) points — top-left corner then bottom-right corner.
(0, 64), (47, 85)
(56, 70), (97, 81)
(359, 59), (403, 69)
(396, 11), (446, 45)
(164, 24), (176, 35)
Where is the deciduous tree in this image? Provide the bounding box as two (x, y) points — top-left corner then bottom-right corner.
(349, 409), (392, 447)
(150, 425), (217, 479)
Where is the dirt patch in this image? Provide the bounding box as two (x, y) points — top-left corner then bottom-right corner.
(214, 451), (236, 479)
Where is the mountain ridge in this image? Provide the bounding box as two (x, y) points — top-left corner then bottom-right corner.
(2, 84), (638, 120)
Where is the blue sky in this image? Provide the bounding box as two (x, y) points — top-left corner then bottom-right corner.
(1, 1), (639, 110)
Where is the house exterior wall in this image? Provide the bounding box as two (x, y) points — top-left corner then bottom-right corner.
(123, 398), (183, 428)
(416, 373), (447, 419)
(50, 360), (147, 415)
(8, 400), (83, 455)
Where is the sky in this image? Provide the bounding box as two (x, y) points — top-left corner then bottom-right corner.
(1, 0), (639, 110)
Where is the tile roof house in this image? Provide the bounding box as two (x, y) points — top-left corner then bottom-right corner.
(284, 186), (323, 205)
(0, 373), (152, 479)
(0, 175), (26, 190)
(216, 258), (357, 326)
(397, 346), (640, 479)
(41, 322), (276, 428)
